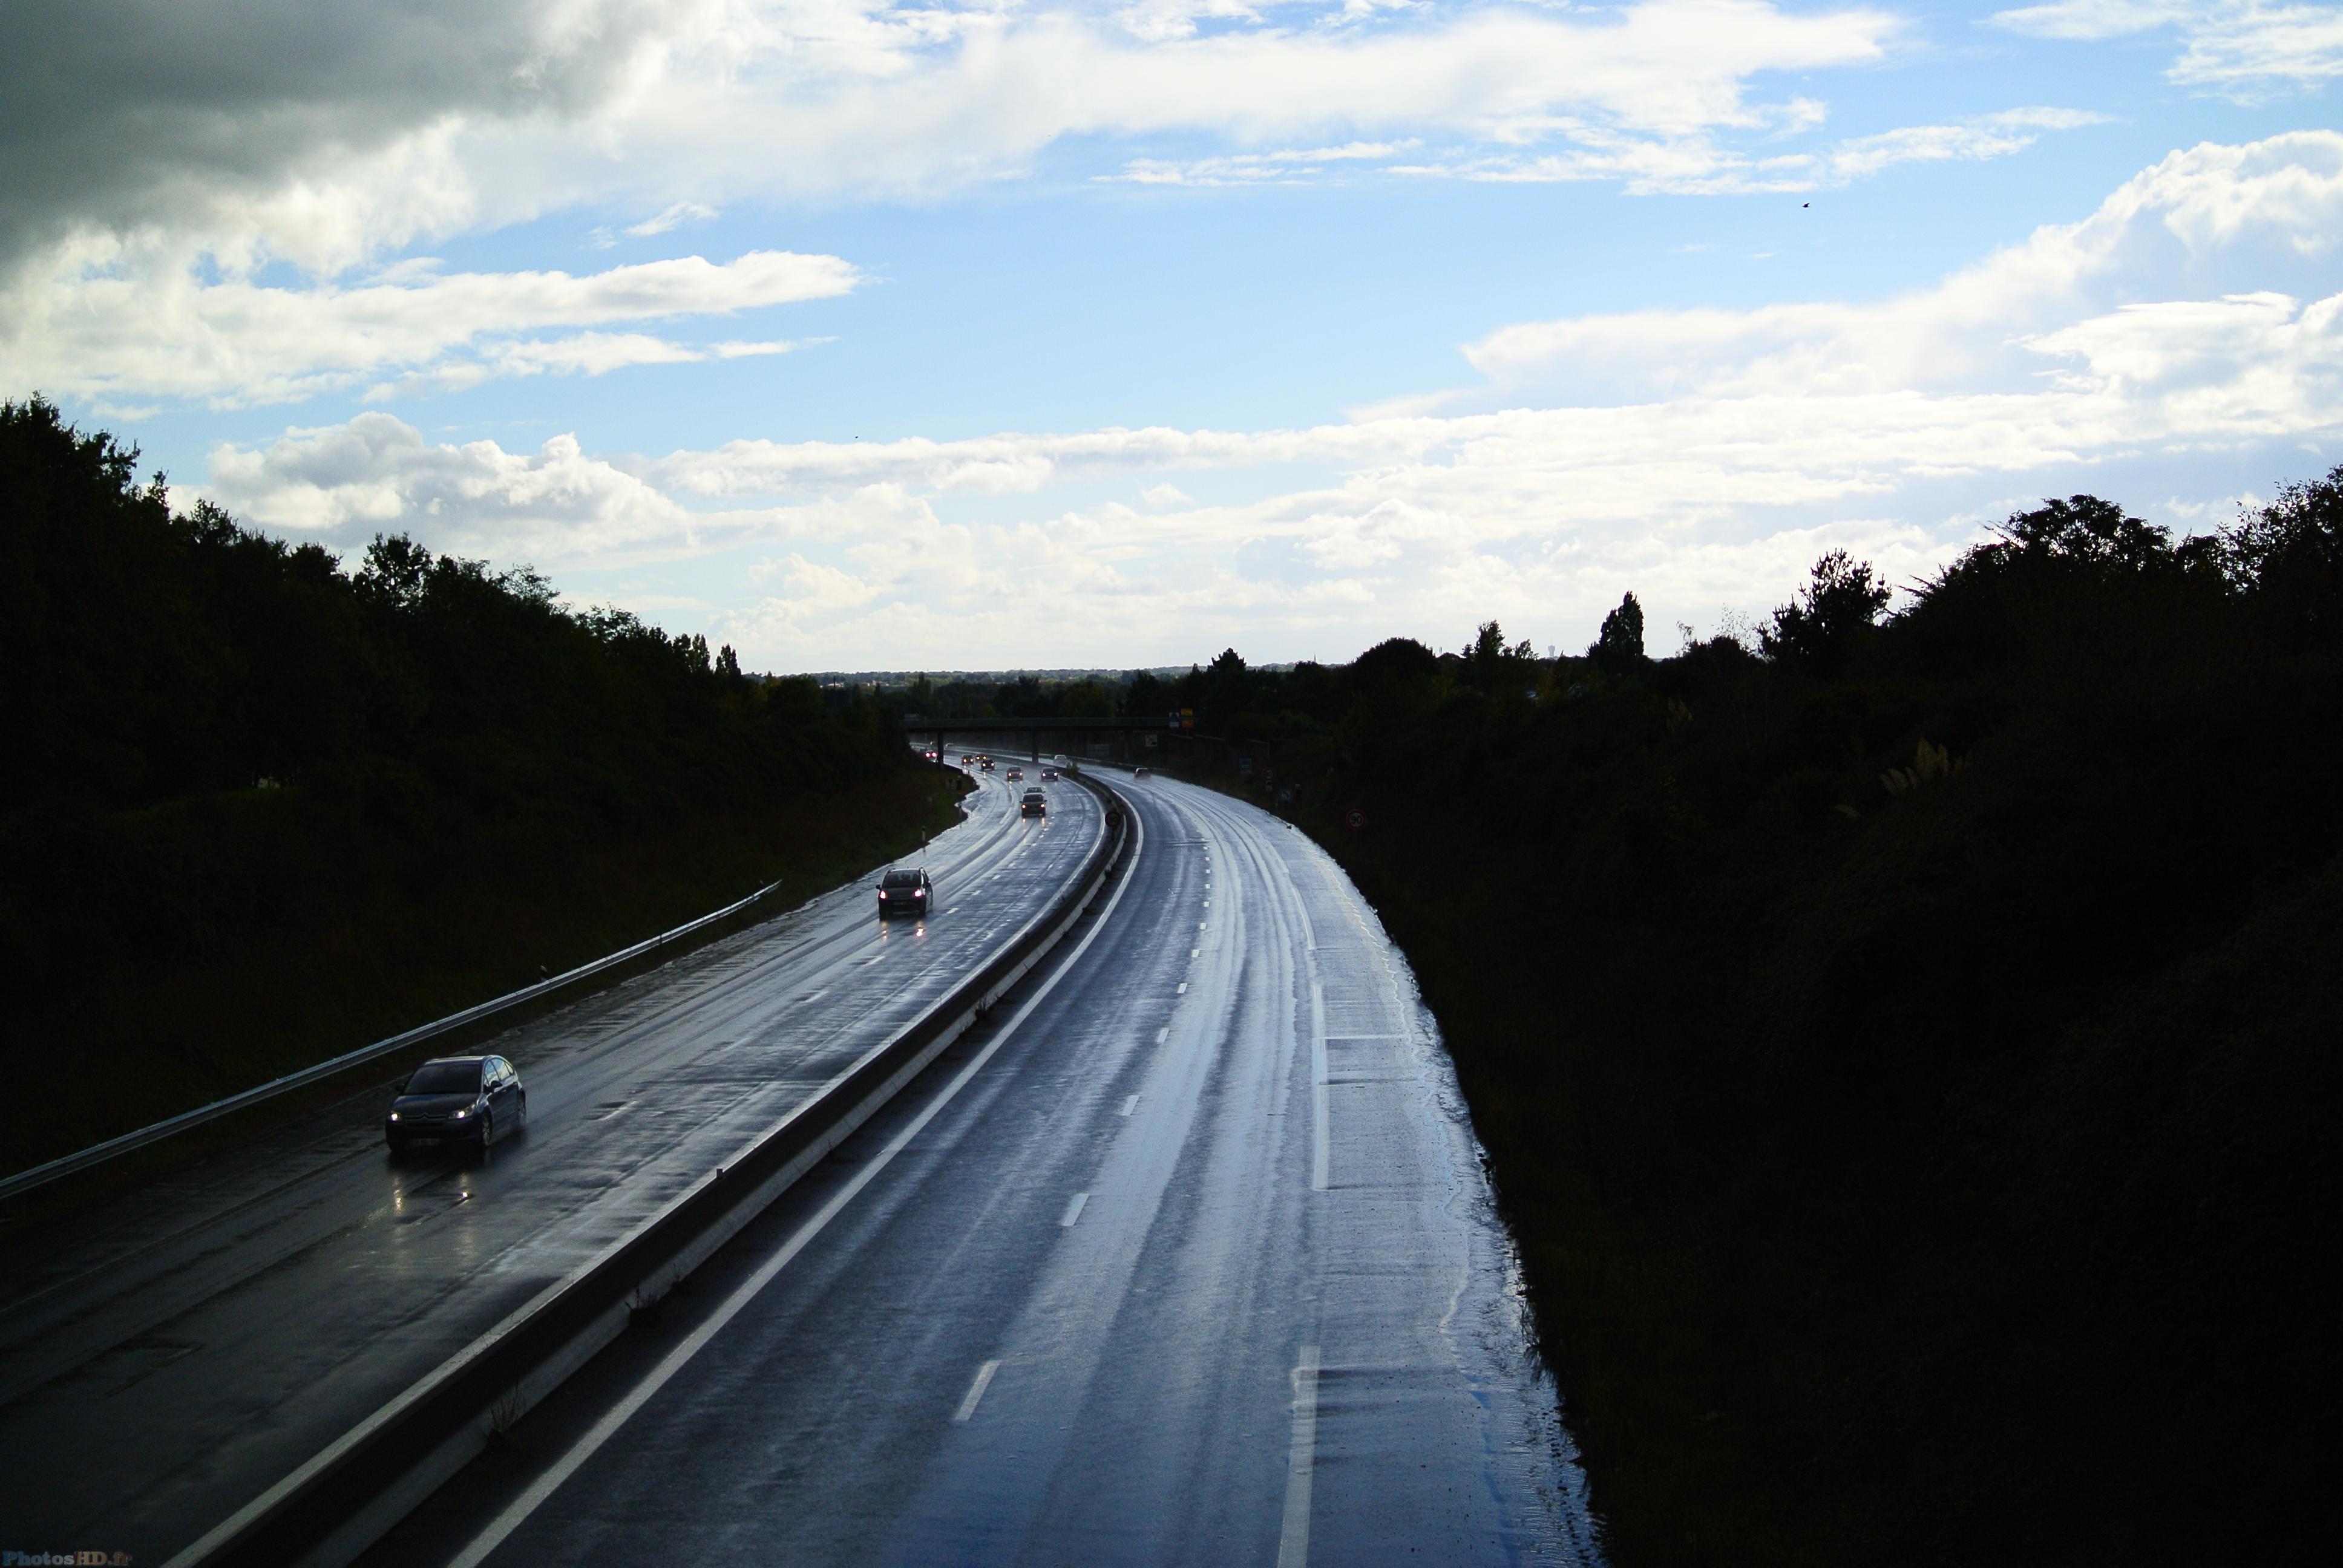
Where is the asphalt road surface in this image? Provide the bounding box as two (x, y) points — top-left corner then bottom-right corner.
(0, 765), (1098, 1563)
(366, 767), (1601, 1568)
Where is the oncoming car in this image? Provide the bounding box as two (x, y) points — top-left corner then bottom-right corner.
(1021, 787), (1047, 817)
(877, 865), (934, 917)
(387, 1055), (525, 1151)
(1006, 766), (1024, 782)
(1040, 767), (1058, 781)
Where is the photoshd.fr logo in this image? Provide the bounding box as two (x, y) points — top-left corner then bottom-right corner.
(1, 1553), (130, 1565)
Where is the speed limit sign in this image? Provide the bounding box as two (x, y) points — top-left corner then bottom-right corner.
(1345, 808), (1368, 831)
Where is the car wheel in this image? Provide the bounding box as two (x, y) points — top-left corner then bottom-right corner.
(479, 1111), (494, 1149)
(516, 1092), (527, 1134)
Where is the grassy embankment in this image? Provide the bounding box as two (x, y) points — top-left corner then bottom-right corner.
(1, 397), (957, 1175)
(1148, 490), (2340, 1565)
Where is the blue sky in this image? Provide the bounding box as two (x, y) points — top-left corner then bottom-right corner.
(5, 1), (2340, 668)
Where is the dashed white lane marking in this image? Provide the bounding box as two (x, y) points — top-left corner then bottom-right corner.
(439, 791), (1148, 1568)
(1199, 921), (1208, 930)
(1119, 1096), (1139, 1117)
(1276, 1345), (1323, 1568)
(1190, 949), (1199, 958)
(1059, 1192), (1089, 1227)
(1155, 1028), (1169, 1045)
(952, 1359), (1001, 1424)
(1176, 982), (1187, 995)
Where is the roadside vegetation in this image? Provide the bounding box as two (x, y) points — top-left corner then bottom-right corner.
(1106, 486), (2339, 1563)
(0, 398), (951, 1174)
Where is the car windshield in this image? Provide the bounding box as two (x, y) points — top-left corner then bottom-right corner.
(404, 1062), (482, 1096)
(882, 870), (923, 887)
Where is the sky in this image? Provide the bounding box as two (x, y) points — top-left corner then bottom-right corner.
(3, 1), (2340, 671)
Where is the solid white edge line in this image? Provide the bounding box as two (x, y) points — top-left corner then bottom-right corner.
(1059, 1192), (1089, 1227)
(443, 794), (1147, 1568)
(951, 1359), (1001, 1424)
(1275, 1344), (1322, 1568)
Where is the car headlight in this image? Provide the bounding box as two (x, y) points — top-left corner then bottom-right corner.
(452, 1107), (470, 1119)
(388, 1112), (399, 1122)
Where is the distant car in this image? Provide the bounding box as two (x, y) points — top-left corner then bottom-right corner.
(1132, 766), (1150, 779)
(877, 865), (934, 918)
(387, 1055), (523, 1150)
(1006, 766), (1024, 781)
(1040, 768), (1058, 781)
(1021, 788), (1047, 817)
(980, 757), (994, 772)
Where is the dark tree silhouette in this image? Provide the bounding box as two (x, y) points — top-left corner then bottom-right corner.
(1760, 549), (1889, 675)
(1588, 591), (1646, 673)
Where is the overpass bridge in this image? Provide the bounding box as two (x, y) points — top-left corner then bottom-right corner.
(902, 714), (1184, 763)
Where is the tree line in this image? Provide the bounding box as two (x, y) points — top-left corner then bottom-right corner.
(1144, 474), (2342, 1566)
(0, 397), (929, 1169)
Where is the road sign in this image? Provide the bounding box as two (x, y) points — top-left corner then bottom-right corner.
(1345, 808), (1367, 831)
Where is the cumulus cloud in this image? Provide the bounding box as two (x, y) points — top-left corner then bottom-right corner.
(1449, 131), (2343, 405)
(207, 411), (715, 561)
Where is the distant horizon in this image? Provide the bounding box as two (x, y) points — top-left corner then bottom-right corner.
(6, 3), (2339, 670)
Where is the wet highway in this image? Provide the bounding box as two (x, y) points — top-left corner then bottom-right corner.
(369, 768), (1600, 1567)
(0, 765), (1100, 1563)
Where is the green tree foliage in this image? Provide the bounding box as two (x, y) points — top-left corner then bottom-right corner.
(1, 398), (921, 1161)
(1, 396), (901, 825)
(1149, 474), (2343, 1564)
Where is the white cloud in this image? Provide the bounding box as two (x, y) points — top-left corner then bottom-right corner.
(1394, 103), (2106, 193)
(1111, 140), (1418, 185)
(3, 2), (1901, 279)
(626, 201), (720, 237)
(1116, 0), (1263, 45)
(1988, 0), (2192, 39)
(2171, 3), (2343, 91)
(0, 1), (1920, 412)
(1451, 131), (2343, 403)
(2, 248), (855, 407)
(1989, 2), (2343, 95)
(206, 411), (714, 561)
(189, 136), (2343, 665)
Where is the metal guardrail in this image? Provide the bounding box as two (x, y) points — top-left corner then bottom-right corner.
(0, 877), (788, 1204)
(165, 774), (1133, 1568)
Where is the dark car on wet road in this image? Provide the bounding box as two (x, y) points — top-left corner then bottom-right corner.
(877, 865), (934, 918)
(386, 1055), (525, 1151)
